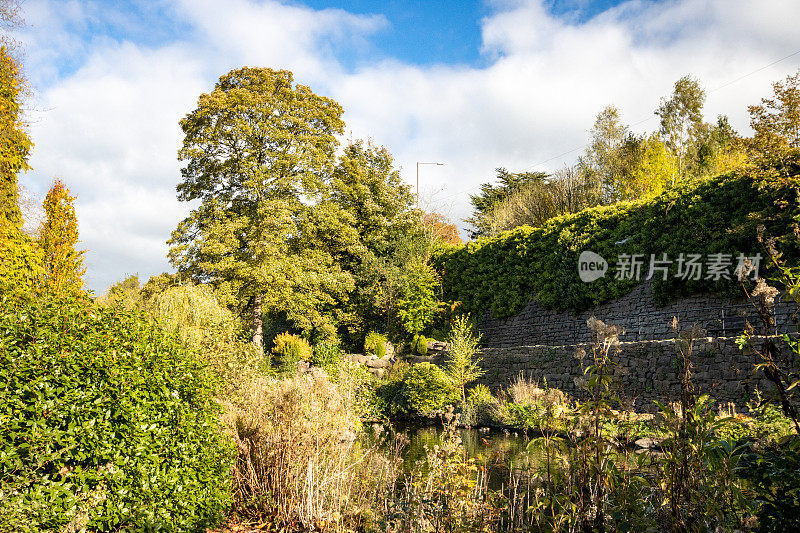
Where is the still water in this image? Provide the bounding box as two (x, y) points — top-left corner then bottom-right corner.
(365, 423), (562, 488)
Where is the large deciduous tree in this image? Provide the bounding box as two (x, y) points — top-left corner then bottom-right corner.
(168, 67), (351, 347)
(581, 105), (629, 202)
(0, 20), (39, 301)
(38, 179), (85, 295)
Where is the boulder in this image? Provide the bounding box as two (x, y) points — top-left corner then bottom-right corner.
(367, 357), (391, 369)
(634, 437), (660, 450)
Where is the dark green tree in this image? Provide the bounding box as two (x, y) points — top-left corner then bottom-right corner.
(466, 168), (548, 239)
(329, 140), (420, 343)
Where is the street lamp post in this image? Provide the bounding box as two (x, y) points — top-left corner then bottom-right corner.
(416, 161), (443, 208)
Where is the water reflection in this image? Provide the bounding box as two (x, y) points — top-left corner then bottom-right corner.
(364, 423), (564, 489)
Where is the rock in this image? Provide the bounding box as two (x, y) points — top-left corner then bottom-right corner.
(367, 358), (391, 369)
(352, 354), (370, 365)
(634, 437), (660, 450)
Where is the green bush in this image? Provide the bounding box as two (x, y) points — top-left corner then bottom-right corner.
(312, 341), (343, 381)
(374, 361), (412, 417)
(415, 334), (428, 355)
(0, 297), (231, 532)
(434, 172), (800, 317)
(467, 384), (496, 408)
(364, 330), (387, 358)
(403, 362), (458, 415)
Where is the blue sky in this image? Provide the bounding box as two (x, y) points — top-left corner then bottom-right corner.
(14, 0), (800, 292)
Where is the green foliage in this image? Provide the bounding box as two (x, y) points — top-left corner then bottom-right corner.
(329, 140), (419, 343)
(436, 171), (800, 317)
(467, 384), (495, 408)
(465, 168), (549, 239)
(38, 179), (86, 295)
(739, 435), (800, 530)
(148, 283), (267, 390)
(101, 273), (143, 311)
(413, 333), (428, 355)
(403, 363), (459, 415)
(0, 219), (41, 302)
(656, 75), (707, 180)
(312, 341), (343, 381)
(396, 259), (441, 336)
(0, 45), (32, 227)
(0, 297), (231, 531)
(748, 69), (800, 177)
(168, 67), (354, 346)
(444, 314), (484, 402)
(364, 330), (387, 357)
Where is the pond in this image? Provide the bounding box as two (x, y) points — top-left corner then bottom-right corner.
(363, 423), (561, 490)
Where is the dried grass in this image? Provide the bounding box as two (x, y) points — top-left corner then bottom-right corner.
(508, 373), (569, 408)
(221, 369), (402, 530)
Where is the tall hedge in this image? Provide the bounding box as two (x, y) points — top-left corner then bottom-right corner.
(0, 298), (232, 532)
(435, 171), (800, 318)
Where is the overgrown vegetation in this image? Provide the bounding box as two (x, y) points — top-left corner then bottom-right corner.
(0, 298), (231, 531)
(436, 170), (800, 317)
(5, 0), (800, 526)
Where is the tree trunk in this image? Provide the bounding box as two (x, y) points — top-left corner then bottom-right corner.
(252, 293), (264, 348)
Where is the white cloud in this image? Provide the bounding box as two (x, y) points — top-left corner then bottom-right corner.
(18, 0), (800, 292)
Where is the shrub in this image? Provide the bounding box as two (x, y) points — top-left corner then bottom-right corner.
(148, 283), (268, 391)
(396, 259), (442, 335)
(445, 314), (484, 402)
(337, 360), (380, 420)
(467, 383), (496, 408)
(374, 360), (412, 417)
(0, 297), (231, 532)
(403, 362), (459, 415)
(414, 334), (428, 355)
(312, 341), (343, 381)
(364, 330), (387, 358)
(462, 384), (497, 427)
(272, 332), (313, 375)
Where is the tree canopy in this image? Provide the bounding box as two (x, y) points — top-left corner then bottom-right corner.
(168, 67), (353, 346)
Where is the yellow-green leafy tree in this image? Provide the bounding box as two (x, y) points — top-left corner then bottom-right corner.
(0, 43), (39, 301)
(748, 69), (800, 178)
(620, 135), (677, 200)
(656, 75), (706, 182)
(169, 67), (356, 348)
(38, 180), (86, 295)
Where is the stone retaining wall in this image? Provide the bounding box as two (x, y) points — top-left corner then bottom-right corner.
(474, 280), (799, 410)
(479, 281), (798, 348)
(475, 336), (796, 411)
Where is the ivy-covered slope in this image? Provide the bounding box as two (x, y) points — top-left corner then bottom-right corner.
(435, 171), (800, 318)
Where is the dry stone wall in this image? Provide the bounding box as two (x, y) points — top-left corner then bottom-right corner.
(479, 281), (797, 347)
(475, 280), (799, 410)
(475, 336), (795, 411)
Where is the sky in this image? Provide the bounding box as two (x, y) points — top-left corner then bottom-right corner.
(12, 0), (800, 292)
